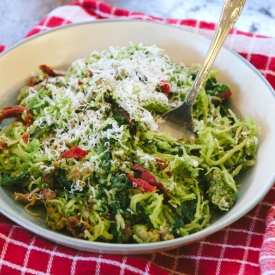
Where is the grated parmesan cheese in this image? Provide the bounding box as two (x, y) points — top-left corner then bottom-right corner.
(22, 44), (190, 173)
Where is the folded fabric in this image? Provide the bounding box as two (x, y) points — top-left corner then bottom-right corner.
(0, 1), (275, 275)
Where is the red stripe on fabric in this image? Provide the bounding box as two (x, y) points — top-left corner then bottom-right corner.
(0, 214), (13, 224)
(246, 249), (262, 268)
(165, 18), (198, 27)
(236, 30), (269, 38)
(96, 0), (113, 14)
(1, 266), (21, 275)
(223, 246), (246, 261)
(165, 18), (180, 25)
(50, 256), (74, 275)
(249, 54), (269, 70)
(100, 264), (123, 275)
(201, 242), (223, 258)
(144, 16), (165, 22)
(199, 21), (216, 30)
(268, 57), (275, 72)
(130, 11), (148, 17)
(27, 249), (51, 273)
(24, 16), (72, 38)
(45, 16), (72, 28)
(70, 0), (97, 10)
(70, 0), (98, 17)
(204, 229), (229, 243)
(113, 8), (130, 17)
(32, 236), (56, 251)
(71, 0), (131, 18)
(24, 28), (41, 37)
(226, 231), (252, 246)
(0, 45), (6, 53)
(55, 244), (80, 256)
(143, 254), (182, 275)
(263, 187), (275, 201)
(38, 17), (48, 25)
(66, 257), (98, 274)
(4, 242), (27, 267)
(179, 19), (198, 27)
(238, 52), (249, 59)
(239, 53), (275, 89)
(236, 30), (254, 37)
(144, 252), (176, 272)
(266, 74), (275, 90)
(220, 261), (258, 275)
(256, 34), (269, 38)
(201, 259), (221, 275)
(260, 205), (275, 273)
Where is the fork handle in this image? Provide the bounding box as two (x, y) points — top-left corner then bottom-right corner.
(185, 0), (246, 105)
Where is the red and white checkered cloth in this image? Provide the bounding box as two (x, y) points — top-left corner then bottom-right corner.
(0, 1), (275, 274)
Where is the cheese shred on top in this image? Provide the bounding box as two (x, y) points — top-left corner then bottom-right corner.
(24, 43), (190, 169)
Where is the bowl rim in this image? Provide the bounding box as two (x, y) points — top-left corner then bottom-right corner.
(0, 19), (275, 254)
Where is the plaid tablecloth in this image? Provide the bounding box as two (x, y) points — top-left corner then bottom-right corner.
(0, 1), (275, 274)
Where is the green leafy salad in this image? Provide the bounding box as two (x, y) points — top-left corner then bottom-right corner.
(0, 44), (260, 243)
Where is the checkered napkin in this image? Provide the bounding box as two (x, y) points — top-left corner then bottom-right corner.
(1, 1), (275, 274)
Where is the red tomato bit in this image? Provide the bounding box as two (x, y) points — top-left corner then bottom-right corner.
(211, 89), (232, 105)
(155, 158), (168, 170)
(61, 146), (88, 159)
(24, 113), (33, 126)
(141, 170), (169, 194)
(131, 164), (169, 194)
(0, 105), (33, 126)
(159, 80), (171, 96)
(21, 133), (29, 144)
(29, 76), (42, 87)
(0, 141), (7, 150)
(132, 164), (146, 172)
(219, 88), (232, 100)
(39, 64), (64, 77)
(42, 188), (56, 200)
(127, 174), (156, 192)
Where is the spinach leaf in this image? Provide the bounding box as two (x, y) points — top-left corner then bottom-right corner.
(0, 170), (30, 186)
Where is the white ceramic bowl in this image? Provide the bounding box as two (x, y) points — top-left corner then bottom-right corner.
(0, 20), (275, 255)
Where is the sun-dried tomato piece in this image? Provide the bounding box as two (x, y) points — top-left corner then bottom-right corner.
(24, 113), (33, 126)
(159, 80), (171, 96)
(86, 70), (93, 77)
(21, 133), (29, 144)
(140, 170), (169, 194)
(132, 164), (146, 172)
(0, 105), (27, 120)
(155, 158), (168, 170)
(211, 88), (232, 105)
(127, 174), (156, 192)
(0, 141), (7, 150)
(42, 188), (56, 200)
(131, 164), (169, 194)
(124, 226), (132, 234)
(68, 217), (80, 237)
(29, 76), (42, 87)
(61, 146), (88, 159)
(39, 64), (64, 77)
(0, 105), (33, 125)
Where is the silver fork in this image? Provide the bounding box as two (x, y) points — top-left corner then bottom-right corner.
(157, 0), (246, 140)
